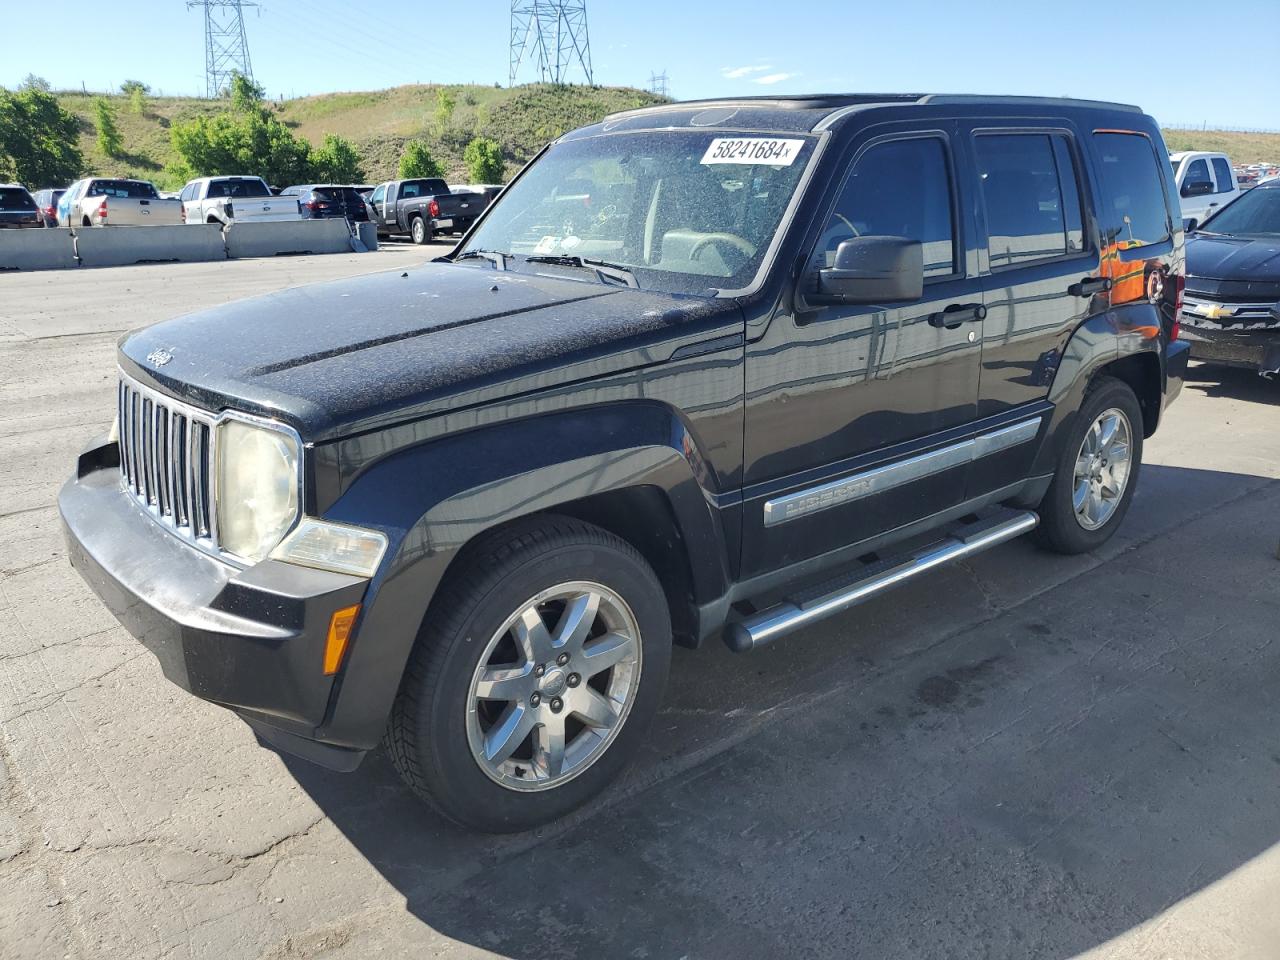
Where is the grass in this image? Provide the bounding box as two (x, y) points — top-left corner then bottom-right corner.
(56, 83), (666, 188)
(52, 84), (1280, 189)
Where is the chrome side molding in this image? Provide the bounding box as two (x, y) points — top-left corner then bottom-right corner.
(763, 417), (1041, 527)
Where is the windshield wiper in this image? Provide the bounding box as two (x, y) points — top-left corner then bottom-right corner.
(454, 249), (509, 270)
(523, 255), (639, 288)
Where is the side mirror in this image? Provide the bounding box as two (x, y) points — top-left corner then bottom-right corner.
(1182, 217), (1198, 234)
(814, 236), (923, 304)
(1181, 180), (1214, 198)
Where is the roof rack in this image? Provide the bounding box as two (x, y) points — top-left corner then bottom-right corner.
(605, 92), (1143, 127)
(918, 94), (1142, 113)
(603, 93), (924, 121)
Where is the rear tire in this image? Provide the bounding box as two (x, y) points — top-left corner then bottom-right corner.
(387, 516), (672, 833)
(410, 216), (430, 245)
(1034, 376), (1143, 554)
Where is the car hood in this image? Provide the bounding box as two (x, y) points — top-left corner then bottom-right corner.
(1186, 234), (1280, 282)
(120, 261), (741, 441)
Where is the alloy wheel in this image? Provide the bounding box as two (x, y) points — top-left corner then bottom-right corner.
(1073, 407), (1133, 530)
(465, 581), (642, 792)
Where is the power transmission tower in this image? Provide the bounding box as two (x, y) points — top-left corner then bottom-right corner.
(509, 1), (593, 87)
(648, 71), (669, 97)
(187, 0), (257, 99)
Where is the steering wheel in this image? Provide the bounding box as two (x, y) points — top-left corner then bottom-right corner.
(832, 213), (859, 238)
(688, 232), (757, 261)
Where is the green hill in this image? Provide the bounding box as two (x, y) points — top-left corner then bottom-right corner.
(53, 83), (1280, 189)
(57, 83), (667, 189)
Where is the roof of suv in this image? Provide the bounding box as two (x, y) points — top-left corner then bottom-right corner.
(589, 93), (1144, 137)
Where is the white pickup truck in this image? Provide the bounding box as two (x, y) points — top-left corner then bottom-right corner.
(179, 176), (301, 226)
(1170, 151), (1240, 226)
(56, 178), (184, 228)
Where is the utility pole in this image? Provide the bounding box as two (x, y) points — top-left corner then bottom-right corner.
(509, 1), (593, 87)
(187, 0), (257, 99)
(648, 71), (669, 97)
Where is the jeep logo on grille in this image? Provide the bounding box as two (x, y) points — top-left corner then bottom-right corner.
(146, 348), (173, 367)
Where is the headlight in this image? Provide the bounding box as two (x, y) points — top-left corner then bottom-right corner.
(216, 417), (301, 563)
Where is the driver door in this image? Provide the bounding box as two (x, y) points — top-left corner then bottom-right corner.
(740, 127), (984, 579)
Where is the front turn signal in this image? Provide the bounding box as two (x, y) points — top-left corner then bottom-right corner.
(324, 604), (361, 675)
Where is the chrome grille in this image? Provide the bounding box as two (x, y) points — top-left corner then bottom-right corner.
(117, 371), (219, 549)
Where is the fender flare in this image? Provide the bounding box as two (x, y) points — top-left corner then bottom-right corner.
(318, 401), (730, 749)
(1033, 302), (1165, 476)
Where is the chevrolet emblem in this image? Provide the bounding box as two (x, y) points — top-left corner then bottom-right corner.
(1194, 303), (1234, 319)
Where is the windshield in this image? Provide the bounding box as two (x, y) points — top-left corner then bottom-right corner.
(460, 130), (817, 295)
(1200, 186), (1280, 236)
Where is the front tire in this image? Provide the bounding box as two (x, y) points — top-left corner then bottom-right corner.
(387, 517), (672, 832)
(1035, 376), (1143, 554)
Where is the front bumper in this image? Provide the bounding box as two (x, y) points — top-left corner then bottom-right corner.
(1181, 316), (1280, 375)
(59, 440), (371, 771)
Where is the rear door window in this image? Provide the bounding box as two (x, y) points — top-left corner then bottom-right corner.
(1092, 132), (1171, 248)
(1211, 157), (1235, 194)
(819, 136), (957, 278)
(974, 133), (1086, 268)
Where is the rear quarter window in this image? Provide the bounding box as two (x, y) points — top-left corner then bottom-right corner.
(1092, 132), (1171, 248)
(1211, 157), (1234, 194)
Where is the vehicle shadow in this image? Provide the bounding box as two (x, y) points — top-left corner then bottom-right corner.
(284, 462), (1280, 959)
(1185, 360), (1280, 405)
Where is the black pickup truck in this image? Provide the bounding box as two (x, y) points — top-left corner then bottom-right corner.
(367, 177), (490, 243)
(61, 94), (1189, 832)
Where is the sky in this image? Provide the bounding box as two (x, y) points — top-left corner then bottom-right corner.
(7, 0), (1278, 130)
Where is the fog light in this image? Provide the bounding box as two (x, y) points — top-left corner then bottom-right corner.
(269, 518), (388, 578)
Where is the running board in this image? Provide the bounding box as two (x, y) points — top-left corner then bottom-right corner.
(724, 509), (1039, 652)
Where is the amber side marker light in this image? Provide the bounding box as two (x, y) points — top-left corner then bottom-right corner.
(324, 604), (361, 675)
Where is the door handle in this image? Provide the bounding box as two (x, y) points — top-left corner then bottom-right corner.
(1068, 276), (1112, 297)
(928, 302), (986, 329)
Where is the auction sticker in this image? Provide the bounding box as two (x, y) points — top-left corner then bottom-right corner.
(700, 138), (805, 166)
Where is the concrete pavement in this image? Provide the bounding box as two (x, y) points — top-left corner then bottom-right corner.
(1, 251), (1278, 959)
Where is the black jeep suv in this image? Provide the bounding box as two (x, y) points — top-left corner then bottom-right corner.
(61, 94), (1189, 832)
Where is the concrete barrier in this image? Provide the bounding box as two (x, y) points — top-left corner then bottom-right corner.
(0, 229), (78, 271)
(357, 221), (378, 251)
(225, 218), (352, 259)
(73, 224), (226, 267)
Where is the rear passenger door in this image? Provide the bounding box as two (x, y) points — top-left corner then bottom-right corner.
(962, 123), (1106, 499)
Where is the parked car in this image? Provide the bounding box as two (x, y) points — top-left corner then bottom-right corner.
(1170, 151), (1240, 226)
(60, 93), (1189, 833)
(56, 178), (182, 228)
(179, 176), (301, 226)
(1181, 179), (1280, 376)
(30, 188), (66, 228)
(0, 184), (42, 229)
(280, 184), (370, 222)
(368, 177), (491, 243)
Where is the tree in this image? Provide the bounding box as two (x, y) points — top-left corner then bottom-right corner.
(463, 137), (504, 183)
(433, 87), (456, 134)
(228, 71), (266, 111)
(310, 134), (364, 182)
(171, 109), (311, 186)
(20, 74), (51, 93)
(94, 97), (123, 158)
(398, 140), (443, 179)
(121, 80), (150, 115)
(0, 87), (83, 186)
